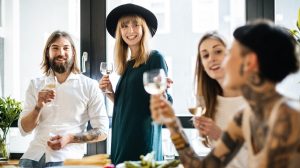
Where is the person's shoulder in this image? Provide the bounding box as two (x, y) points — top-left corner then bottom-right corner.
(30, 75), (46, 85)
(76, 73), (98, 84)
(150, 50), (164, 57)
(281, 98), (300, 114)
(276, 99), (300, 128)
(148, 50), (165, 64)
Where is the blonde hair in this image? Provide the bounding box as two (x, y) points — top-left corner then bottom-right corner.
(114, 15), (151, 75)
(41, 30), (80, 75)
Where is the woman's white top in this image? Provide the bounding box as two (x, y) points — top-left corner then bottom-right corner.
(214, 95), (248, 168)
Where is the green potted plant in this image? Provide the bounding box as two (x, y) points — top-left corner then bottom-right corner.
(290, 8), (300, 87)
(0, 96), (22, 161)
(290, 8), (300, 42)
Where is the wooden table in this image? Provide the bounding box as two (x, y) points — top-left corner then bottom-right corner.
(0, 160), (19, 167)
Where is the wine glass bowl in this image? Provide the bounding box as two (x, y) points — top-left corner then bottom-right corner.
(143, 69), (167, 95)
(100, 62), (113, 75)
(44, 77), (57, 90)
(188, 107), (206, 116)
(143, 69), (172, 124)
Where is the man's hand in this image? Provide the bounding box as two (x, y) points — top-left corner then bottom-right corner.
(47, 134), (72, 150)
(37, 89), (56, 108)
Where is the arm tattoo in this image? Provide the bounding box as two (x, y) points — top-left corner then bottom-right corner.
(233, 111), (243, 127)
(169, 118), (244, 168)
(266, 108), (300, 168)
(73, 128), (102, 143)
(221, 132), (244, 165)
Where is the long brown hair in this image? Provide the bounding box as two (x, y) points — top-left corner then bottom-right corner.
(41, 30), (80, 75)
(194, 32), (227, 146)
(114, 15), (151, 75)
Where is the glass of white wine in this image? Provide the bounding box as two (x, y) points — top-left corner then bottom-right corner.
(143, 69), (172, 123)
(100, 62), (113, 93)
(43, 76), (57, 107)
(187, 96), (206, 140)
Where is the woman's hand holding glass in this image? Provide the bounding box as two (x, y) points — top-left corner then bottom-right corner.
(99, 75), (114, 94)
(100, 62), (113, 93)
(193, 116), (222, 141)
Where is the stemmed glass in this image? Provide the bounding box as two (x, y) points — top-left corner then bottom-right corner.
(43, 76), (58, 107)
(100, 62), (113, 93)
(187, 96), (206, 140)
(143, 69), (171, 123)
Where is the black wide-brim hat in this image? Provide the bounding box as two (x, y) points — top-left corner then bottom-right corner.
(106, 3), (158, 38)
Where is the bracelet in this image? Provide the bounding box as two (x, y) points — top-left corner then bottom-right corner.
(34, 105), (41, 113)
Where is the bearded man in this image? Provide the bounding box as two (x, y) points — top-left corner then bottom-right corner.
(18, 31), (109, 167)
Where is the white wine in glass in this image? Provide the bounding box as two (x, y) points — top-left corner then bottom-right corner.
(43, 76), (57, 107)
(100, 62), (113, 93)
(143, 69), (167, 95)
(143, 69), (172, 123)
(188, 106), (206, 116)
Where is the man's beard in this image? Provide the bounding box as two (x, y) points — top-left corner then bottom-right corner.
(49, 56), (73, 74)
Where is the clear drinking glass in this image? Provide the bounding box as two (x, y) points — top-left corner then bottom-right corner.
(43, 76), (57, 107)
(143, 69), (167, 95)
(163, 138), (176, 161)
(143, 69), (171, 123)
(100, 62), (113, 93)
(187, 96), (206, 140)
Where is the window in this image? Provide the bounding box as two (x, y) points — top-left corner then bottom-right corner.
(275, 0), (300, 101)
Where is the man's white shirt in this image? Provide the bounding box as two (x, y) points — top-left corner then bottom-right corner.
(18, 73), (109, 162)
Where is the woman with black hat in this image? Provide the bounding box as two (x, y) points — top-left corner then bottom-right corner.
(99, 3), (171, 164)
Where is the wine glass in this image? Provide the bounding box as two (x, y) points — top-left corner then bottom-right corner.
(100, 62), (113, 93)
(187, 96), (206, 140)
(143, 69), (171, 123)
(43, 76), (57, 107)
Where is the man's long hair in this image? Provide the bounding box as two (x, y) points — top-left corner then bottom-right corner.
(41, 30), (80, 75)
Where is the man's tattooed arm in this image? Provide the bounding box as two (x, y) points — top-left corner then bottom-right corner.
(167, 111), (245, 168)
(71, 128), (107, 143)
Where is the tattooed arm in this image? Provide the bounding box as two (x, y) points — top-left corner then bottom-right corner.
(70, 128), (107, 143)
(47, 128), (107, 150)
(150, 95), (245, 168)
(166, 111), (245, 168)
(264, 104), (300, 168)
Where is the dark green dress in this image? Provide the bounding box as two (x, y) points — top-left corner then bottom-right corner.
(111, 50), (169, 164)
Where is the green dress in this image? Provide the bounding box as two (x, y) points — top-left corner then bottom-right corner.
(110, 50), (169, 164)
